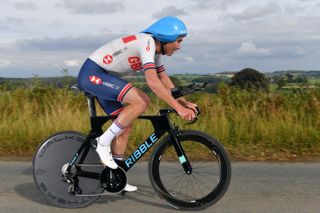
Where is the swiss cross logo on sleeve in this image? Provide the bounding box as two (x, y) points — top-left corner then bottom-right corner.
(89, 76), (102, 85)
(103, 54), (113, 64)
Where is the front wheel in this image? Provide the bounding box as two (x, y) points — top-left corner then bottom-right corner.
(148, 130), (231, 210)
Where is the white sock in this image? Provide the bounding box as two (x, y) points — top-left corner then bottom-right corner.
(98, 120), (125, 147)
(113, 154), (124, 161)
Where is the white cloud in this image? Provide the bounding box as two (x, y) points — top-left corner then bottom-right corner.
(57, 0), (125, 15)
(236, 41), (272, 55)
(0, 60), (12, 68)
(0, 0), (320, 77)
(184, 56), (195, 63)
(63, 60), (81, 68)
(294, 47), (306, 56)
(192, 0), (240, 10)
(153, 6), (189, 18)
(14, 34), (120, 51)
(13, 1), (37, 10)
(232, 2), (280, 21)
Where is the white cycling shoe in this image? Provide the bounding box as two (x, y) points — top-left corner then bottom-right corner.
(124, 183), (138, 192)
(95, 141), (118, 169)
(95, 139), (137, 192)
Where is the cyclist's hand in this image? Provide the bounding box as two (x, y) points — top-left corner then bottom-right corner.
(184, 102), (198, 113)
(177, 107), (196, 121)
(178, 100), (198, 114)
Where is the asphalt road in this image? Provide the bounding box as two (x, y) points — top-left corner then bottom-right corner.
(0, 161), (319, 213)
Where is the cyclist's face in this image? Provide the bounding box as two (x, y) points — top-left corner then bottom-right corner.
(165, 37), (184, 56)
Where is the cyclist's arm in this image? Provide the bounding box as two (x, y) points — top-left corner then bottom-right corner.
(145, 69), (196, 120)
(157, 71), (175, 89)
(145, 69), (184, 111)
(157, 71), (187, 103)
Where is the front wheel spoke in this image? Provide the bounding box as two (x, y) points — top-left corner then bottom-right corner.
(190, 176), (197, 198)
(168, 173), (187, 194)
(191, 174), (205, 195)
(191, 173), (212, 190)
(160, 168), (184, 176)
(176, 174), (188, 195)
(193, 170), (218, 179)
(162, 173), (185, 188)
(193, 171), (219, 186)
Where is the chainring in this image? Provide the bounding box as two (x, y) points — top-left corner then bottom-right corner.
(99, 167), (127, 193)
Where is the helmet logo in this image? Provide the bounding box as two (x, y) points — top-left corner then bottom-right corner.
(180, 30), (187, 34)
(103, 54), (113, 64)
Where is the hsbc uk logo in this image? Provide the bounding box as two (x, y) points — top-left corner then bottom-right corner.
(89, 75), (120, 90)
(103, 47), (128, 65)
(103, 55), (113, 64)
(112, 47), (128, 57)
(89, 75), (102, 85)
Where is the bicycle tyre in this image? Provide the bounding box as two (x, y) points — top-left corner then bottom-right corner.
(32, 131), (104, 208)
(148, 130), (231, 210)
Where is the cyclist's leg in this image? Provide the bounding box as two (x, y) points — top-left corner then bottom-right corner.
(97, 99), (133, 157)
(103, 88), (151, 157)
(109, 87), (151, 158)
(98, 87), (151, 156)
(96, 86), (151, 127)
(78, 59), (149, 169)
(111, 124), (132, 159)
(97, 87), (149, 171)
(116, 87), (151, 126)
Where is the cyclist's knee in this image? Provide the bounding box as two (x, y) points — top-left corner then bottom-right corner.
(140, 95), (150, 112)
(123, 87), (150, 111)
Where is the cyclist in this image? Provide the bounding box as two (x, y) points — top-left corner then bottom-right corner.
(77, 16), (197, 192)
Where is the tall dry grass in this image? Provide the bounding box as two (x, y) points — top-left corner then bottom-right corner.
(0, 85), (319, 160)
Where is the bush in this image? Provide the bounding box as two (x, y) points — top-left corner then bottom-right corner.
(231, 68), (269, 91)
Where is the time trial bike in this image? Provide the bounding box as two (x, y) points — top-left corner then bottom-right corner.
(32, 82), (231, 210)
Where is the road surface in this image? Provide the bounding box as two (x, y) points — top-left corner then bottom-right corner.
(0, 161), (319, 213)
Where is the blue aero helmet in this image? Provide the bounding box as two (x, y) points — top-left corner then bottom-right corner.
(142, 16), (188, 43)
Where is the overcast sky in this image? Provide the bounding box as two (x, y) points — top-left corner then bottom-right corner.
(0, 0), (320, 77)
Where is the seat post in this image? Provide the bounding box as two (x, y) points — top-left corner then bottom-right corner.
(85, 92), (97, 117)
(70, 84), (97, 118)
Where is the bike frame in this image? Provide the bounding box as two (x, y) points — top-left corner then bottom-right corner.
(67, 93), (192, 182)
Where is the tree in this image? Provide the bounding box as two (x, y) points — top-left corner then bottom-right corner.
(231, 68), (269, 91)
(277, 78), (286, 89)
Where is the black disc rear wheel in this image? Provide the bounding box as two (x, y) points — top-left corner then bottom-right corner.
(148, 130), (231, 210)
(33, 131), (104, 208)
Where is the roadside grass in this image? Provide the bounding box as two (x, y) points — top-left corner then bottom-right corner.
(0, 85), (319, 161)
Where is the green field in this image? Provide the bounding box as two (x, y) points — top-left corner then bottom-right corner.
(309, 77), (320, 84)
(1, 84), (319, 161)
